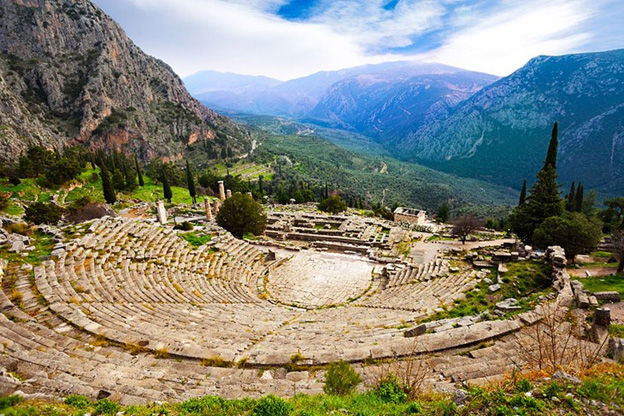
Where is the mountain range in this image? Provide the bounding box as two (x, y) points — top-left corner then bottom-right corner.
(397, 49), (624, 196)
(0, 0), (248, 162)
(186, 50), (624, 198)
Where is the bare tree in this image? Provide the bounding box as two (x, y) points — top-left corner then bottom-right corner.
(451, 215), (483, 244)
(612, 229), (624, 273)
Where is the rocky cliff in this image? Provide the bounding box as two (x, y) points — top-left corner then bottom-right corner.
(0, 0), (249, 162)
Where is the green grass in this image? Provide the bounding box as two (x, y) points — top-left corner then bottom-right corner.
(591, 251), (614, 258)
(125, 176), (196, 205)
(4, 202), (24, 216)
(2, 368), (623, 416)
(610, 324), (624, 338)
(179, 232), (213, 247)
(580, 274), (624, 297)
(421, 260), (553, 323)
(211, 160), (273, 181)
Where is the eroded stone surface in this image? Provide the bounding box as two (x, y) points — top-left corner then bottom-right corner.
(267, 249), (377, 308)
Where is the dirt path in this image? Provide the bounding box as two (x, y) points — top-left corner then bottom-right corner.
(409, 238), (515, 264)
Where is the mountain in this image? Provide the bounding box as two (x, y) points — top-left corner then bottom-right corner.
(184, 71), (281, 95)
(392, 49), (624, 197)
(0, 0), (249, 162)
(188, 61), (496, 119)
(303, 64), (498, 139)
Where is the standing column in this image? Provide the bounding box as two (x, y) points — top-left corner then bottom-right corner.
(226, 189), (232, 199)
(204, 198), (213, 220)
(218, 181), (226, 201)
(156, 200), (167, 224)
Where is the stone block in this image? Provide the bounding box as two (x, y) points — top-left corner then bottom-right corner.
(593, 291), (621, 302)
(577, 293), (590, 309)
(488, 284), (501, 293)
(403, 324), (427, 338)
(608, 338), (624, 363)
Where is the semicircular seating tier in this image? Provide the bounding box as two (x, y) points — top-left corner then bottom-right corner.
(31, 218), (526, 366)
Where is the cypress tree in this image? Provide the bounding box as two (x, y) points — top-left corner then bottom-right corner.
(510, 122), (563, 241)
(575, 183), (584, 212)
(186, 159), (197, 204)
(519, 179), (527, 206)
(162, 167), (172, 204)
(544, 122), (558, 170)
(135, 157), (144, 187)
(100, 166), (116, 204)
(566, 182), (575, 211)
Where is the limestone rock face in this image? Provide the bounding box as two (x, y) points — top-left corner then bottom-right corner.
(0, 0), (250, 161)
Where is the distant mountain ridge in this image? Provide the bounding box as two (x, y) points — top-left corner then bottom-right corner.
(303, 67), (497, 140)
(186, 61), (497, 117)
(394, 49), (624, 197)
(0, 0), (248, 162)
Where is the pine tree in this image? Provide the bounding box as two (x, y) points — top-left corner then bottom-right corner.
(519, 179), (527, 206)
(135, 157), (144, 187)
(575, 183), (584, 212)
(101, 166), (116, 204)
(162, 167), (172, 204)
(544, 122), (558, 170)
(566, 182), (575, 211)
(186, 159), (197, 204)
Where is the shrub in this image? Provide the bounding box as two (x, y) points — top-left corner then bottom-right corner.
(217, 193), (267, 239)
(64, 394), (91, 408)
(542, 381), (562, 398)
(513, 378), (533, 393)
(5, 222), (29, 235)
(251, 395), (293, 416)
(24, 201), (64, 225)
(0, 395), (23, 410)
(533, 212), (602, 259)
(318, 195), (347, 214)
(181, 395), (226, 414)
(375, 375), (408, 404)
(323, 360), (362, 395)
(9, 176), (21, 186)
(94, 398), (120, 415)
(406, 402), (423, 414)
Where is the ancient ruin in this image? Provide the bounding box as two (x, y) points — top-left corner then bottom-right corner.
(0, 204), (620, 405)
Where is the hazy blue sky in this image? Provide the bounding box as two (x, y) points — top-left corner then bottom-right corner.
(93, 0), (623, 80)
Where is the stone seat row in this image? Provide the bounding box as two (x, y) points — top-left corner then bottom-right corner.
(0, 309), (323, 404)
(384, 259), (449, 288)
(357, 270), (479, 313)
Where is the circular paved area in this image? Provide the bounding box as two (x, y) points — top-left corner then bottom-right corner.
(267, 249), (378, 308)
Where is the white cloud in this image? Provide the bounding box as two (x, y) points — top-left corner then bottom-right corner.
(424, 0), (598, 75)
(94, 0), (612, 80)
(107, 0), (379, 80)
(307, 0), (447, 50)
